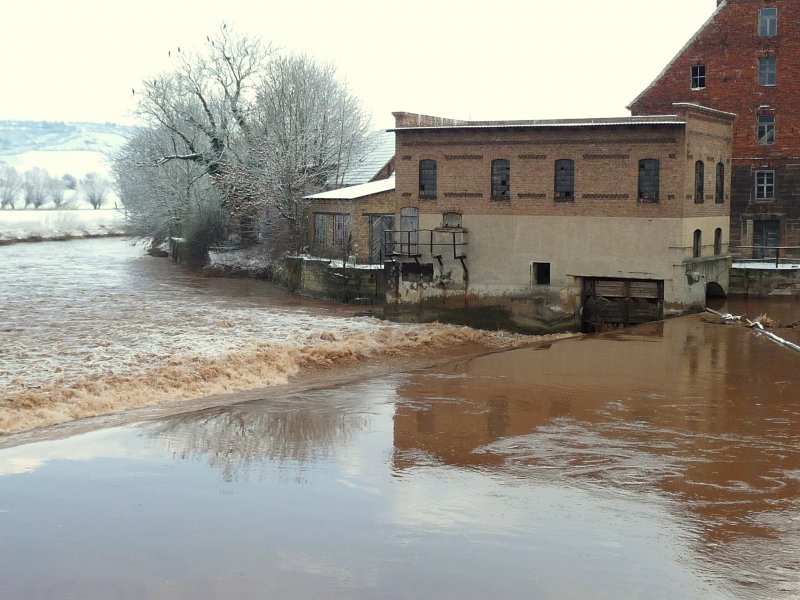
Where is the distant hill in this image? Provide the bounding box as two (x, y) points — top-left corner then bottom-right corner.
(0, 120), (134, 156)
(0, 120), (136, 180)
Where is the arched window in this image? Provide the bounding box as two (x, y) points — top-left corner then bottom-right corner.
(714, 228), (722, 256)
(554, 159), (575, 201)
(715, 162), (725, 203)
(693, 229), (702, 258)
(694, 161), (705, 203)
(638, 159), (660, 202)
(419, 160), (437, 198)
(491, 159), (510, 200)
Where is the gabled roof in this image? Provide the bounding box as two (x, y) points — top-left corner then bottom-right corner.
(305, 174), (395, 200)
(340, 130), (395, 186)
(627, 1), (727, 111)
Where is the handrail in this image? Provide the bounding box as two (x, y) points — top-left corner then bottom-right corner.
(383, 228), (467, 260)
(730, 245), (800, 268)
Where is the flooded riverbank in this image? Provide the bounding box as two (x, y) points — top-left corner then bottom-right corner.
(1, 306), (798, 598)
(0, 238), (545, 434)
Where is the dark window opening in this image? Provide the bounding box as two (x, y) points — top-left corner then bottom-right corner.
(759, 7), (777, 37)
(638, 158), (660, 202)
(755, 170), (775, 200)
(693, 229), (702, 258)
(532, 262), (551, 285)
(691, 64), (706, 89)
(758, 57), (776, 86)
(554, 159), (574, 202)
(333, 214), (350, 246)
(491, 159), (510, 200)
(419, 159), (437, 198)
(715, 162), (725, 203)
(714, 227), (722, 256)
(757, 114), (775, 145)
(314, 213), (328, 244)
(694, 161), (705, 203)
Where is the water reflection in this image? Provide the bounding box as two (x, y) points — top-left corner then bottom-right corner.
(147, 384), (389, 482)
(392, 314), (800, 597)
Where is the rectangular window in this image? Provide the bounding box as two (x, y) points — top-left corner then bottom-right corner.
(491, 159), (510, 200)
(759, 7), (777, 37)
(638, 159), (660, 202)
(532, 262), (550, 286)
(715, 162), (725, 204)
(554, 159), (574, 201)
(314, 213), (327, 244)
(694, 161), (705, 204)
(691, 64), (706, 89)
(419, 159), (437, 198)
(755, 170), (775, 201)
(758, 57), (776, 86)
(757, 114), (775, 144)
(333, 213), (350, 245)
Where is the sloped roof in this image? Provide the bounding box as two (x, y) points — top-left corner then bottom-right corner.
(627, 1), (727, 111)
(340, 130), (395, 186)
(305, 174), (395, 200)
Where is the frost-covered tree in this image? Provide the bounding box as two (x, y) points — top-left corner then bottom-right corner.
(116, 25), (371, 256)
(47, 175), (67, 207)
(22, 167), (48, 208)
(114, 126), (224, 247)
(0, 164), (22, 209)
(81, 172), (110, 209)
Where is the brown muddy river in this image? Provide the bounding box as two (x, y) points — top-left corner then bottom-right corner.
(1, 239), (799, 599)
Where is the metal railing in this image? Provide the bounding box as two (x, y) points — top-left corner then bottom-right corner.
(730, 245), (800, 268)
(383, 229), (467, 261)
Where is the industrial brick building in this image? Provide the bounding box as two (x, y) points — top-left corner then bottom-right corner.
(387, 105), (734, 332)
(629, 0), (800, 259)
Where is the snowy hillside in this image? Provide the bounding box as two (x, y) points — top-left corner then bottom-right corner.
(0, 120), (133, 178)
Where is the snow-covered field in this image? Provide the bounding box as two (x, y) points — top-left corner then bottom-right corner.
(0, 208), (128, 242)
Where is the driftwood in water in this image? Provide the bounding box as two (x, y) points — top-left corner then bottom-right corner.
(704, 308), (800, 353)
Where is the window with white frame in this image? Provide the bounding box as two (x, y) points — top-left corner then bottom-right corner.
(755, 170), (775, 201)
(759, 7), (777, 37)
(758, 57), (776, 86)
(757, 114), (775, 144)
(691, 64), (706, 89)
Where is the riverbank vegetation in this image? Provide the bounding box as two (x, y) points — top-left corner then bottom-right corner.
(113, 25), (371, 267)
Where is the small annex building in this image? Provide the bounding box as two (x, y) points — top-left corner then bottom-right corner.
(385, 104), (735, 332)
(305, 175), (396, 265)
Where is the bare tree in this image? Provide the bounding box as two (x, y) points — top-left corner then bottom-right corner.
(22, 167), (48, 208)
(117, 25), (370, 257)
(0, 164), (22, 209)
(47, 175), (67, 207)
(247, 54), (371, 252)
(81, 172), (110, 209)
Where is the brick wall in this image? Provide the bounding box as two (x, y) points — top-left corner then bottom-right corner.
(393, 111), (731, 222)
(630, 0), (800, 247)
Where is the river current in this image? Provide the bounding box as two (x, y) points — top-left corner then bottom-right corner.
(1, 238), (799, 599)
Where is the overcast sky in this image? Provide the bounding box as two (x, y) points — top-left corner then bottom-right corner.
(3, 0), (717, 129)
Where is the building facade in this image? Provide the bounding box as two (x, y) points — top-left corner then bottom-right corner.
(387, 105), (734, 332)
(629, 0), (800, 258)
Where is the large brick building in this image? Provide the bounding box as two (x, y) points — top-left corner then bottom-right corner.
(387, 105), (734, 332)
(629, 0), (800, 258)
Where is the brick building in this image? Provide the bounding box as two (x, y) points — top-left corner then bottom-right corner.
(629, 0), (800, 258)
(387, 105), (734, 332)
(305, 176), (396, 264)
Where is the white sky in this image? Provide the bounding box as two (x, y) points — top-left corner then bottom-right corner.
(2, 0), (716, 129)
